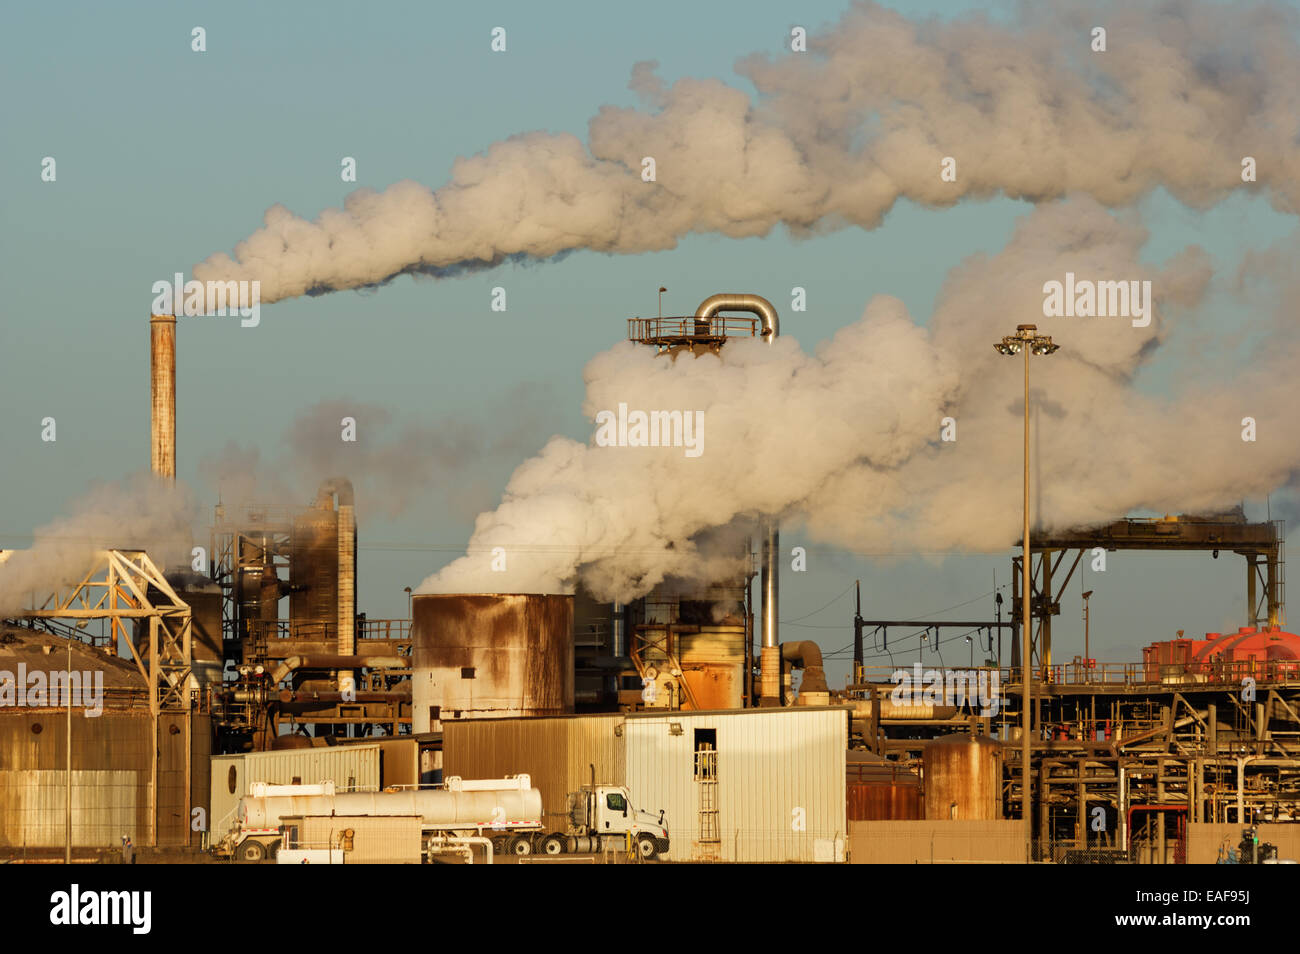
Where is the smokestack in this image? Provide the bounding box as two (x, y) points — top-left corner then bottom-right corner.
(692, 294), (782, 705)
(150, 313), (176, 481)
(315, 478), (356, 689)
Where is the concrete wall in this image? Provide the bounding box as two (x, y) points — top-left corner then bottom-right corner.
(849, 820), (1026, 864)
(1185, 822), (1300, 864)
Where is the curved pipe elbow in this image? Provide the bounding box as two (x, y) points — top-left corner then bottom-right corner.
(315, 477), (355, 508)
(781, 640), (828, 693)
(694, 293), (779, 342)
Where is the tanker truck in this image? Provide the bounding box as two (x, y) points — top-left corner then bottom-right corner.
(220, 775), (543, 862)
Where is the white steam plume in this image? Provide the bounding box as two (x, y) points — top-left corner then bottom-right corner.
(195, 1), (1300, 301)
(0, 476), (198, 615)
(420, 198), (1299, 601)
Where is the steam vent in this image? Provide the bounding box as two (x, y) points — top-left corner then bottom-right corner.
(411, 594), (575, 732)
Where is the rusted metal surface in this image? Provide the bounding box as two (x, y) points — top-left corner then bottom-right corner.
(677, 626), (745, 710)
(412, 594), (574, 730)
(291, 507), (339, 634)
(923, 734), (1002, 821)
(846, 755), (922, 821)
(0, 706), (207, 850)
(149, 313), (175, 480)
(847, 781), (923, 821)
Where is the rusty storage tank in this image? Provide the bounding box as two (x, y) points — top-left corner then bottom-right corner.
(847, 751), (923, 820)
(923, 734), (1002, 820)
(411, 594), (574, 732)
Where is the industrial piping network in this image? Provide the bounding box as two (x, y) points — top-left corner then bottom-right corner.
(691, 294), (786, 705)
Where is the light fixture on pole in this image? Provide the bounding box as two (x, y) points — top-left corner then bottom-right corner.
(658, 286), (667, 318)
(1082, 590), (1094, 680)
(994, 322), (1060, 852)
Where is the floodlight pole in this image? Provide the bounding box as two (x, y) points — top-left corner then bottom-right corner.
(1020, 336), (1032, 855)
(995, 323), (1059, 860)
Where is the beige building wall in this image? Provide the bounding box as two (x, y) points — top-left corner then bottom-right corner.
(850, 820), (1026, 864)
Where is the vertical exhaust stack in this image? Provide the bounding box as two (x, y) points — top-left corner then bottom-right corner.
(691, 294), (782, 705)
(314, 478), (357, 690)
(149, 313), (176, 481)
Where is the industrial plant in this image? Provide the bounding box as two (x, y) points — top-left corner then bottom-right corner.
(1, 292), (1295, 866)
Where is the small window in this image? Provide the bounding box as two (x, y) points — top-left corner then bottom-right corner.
(291, 776), (302, 785)
(461, 667), (476, 679)
(606, 792), (627, 812)
(694, 728), (717, 780)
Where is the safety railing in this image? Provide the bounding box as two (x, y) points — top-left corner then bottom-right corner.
(628, 315), (759, 343)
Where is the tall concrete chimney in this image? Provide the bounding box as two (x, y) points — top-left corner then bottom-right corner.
(150, 313), (176, 481)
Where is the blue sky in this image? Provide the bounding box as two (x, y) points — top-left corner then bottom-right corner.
(2, 0), (1295, 684)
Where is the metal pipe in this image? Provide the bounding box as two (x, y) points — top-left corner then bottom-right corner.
(693, 294), (780, 653)
(269, 654), (408, 686)
(780, 640), (828, 694)
(693, 293), (779, 342)
(761, 526), (779, 650)
(149, 313), (176, 480)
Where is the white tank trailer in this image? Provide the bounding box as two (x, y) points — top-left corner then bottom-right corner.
(225, 775), (542, 862)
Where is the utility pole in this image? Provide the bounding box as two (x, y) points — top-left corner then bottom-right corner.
(65, 636), (72, 865)
(1082, 590), (1094, 682)
(853, 580), (864, 685)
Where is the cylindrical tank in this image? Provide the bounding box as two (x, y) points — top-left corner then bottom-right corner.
(411, 594), (574, 732)
(239, 786), (542, 830)
(923, 734), (1002, 820)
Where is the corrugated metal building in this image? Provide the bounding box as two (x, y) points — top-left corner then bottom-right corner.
(439, 714), (623, 831)
(209, 745), (381, 839)
(444, 707), (848, 863)
(0, 630), (209, 851)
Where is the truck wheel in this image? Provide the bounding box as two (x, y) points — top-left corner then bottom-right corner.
(636, 835), (658, 860)
(541, 834), (565, 855)
(508, 834), (533, 856)
(238, 839), (267, 863)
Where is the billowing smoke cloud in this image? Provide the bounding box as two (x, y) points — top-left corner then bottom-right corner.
(195, 1), (1300, 300)
(0, 476), (198, 615)
(199, 384), (555, 520)
(421, 198), (1299, 601)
